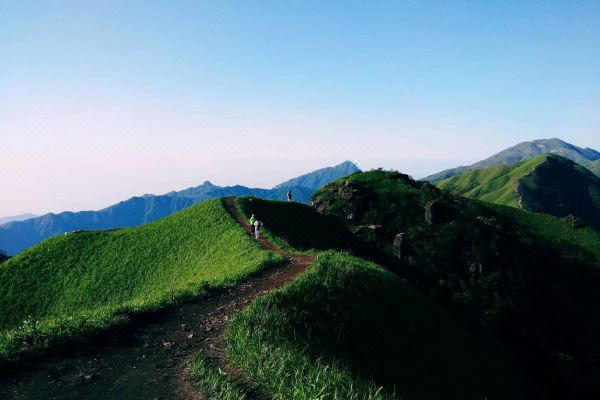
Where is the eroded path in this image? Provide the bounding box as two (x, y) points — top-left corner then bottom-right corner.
(0, 197), (314, 400)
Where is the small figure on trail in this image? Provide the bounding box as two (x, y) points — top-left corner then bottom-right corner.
(287, 190), (292, 202)
(254, 219), (262, 240)
(249, 213), (256, 235)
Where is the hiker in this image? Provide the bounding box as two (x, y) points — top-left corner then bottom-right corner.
(249, 213), (256, 235)
(254, 219), (262, 239)
(287, 190), (292, 202)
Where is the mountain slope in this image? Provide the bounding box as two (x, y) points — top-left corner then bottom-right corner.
(0, 199), (282, 359)
(0, 162), (359, 255)
(589, 160), (600, 176)
(313, 170), (600, 398)
(0, 214), (37, 225)
(227, 251), (524, 399)
(437, 155), (600, 229)
(425, 138), (600, 182)
(273, 160), (361, 190)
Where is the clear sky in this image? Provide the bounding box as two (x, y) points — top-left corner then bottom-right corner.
(1, 1), (599, 216)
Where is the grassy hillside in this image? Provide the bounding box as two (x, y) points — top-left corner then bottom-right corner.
(0, 199), (282, 359)
(235, 197), (355, 251)
(226, 252), (524, 399)
(184, 198), (524, 399)
(437, 155), (600, 229)
(436, 156), (547, 207)
(425, 138), (600, 182)
(313, 170), (600, 399)
(590, 160), (600, 176)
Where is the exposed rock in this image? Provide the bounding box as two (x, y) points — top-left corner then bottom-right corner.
(314, 200), (331, 214)
(476, 216), (497, 227)
(337, 185), (358, 201)
(569, 215), (587, 229)
(352, 225), (381, 242)
(425, 200), (443, 225)
(393, 233), (406, 260)
(468, 262), (483, 277)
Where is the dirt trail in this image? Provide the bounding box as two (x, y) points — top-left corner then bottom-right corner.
(0, 197), (314, 400)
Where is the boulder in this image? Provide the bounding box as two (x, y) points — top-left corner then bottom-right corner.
(393, 233), (406, 260)
(425, 200), (443, 225)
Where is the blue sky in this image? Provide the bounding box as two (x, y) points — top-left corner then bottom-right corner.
(1, 1), (599, 215)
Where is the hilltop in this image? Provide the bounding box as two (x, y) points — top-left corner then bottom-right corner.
(436, 155), (600, 229)
(0, 161), (360, 255)
(313, 169), (600, 398)
(425, 138), (600, 182)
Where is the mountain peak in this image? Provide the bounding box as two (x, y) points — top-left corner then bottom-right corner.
(425, 138), (600, 183)
(273, 161), (362, 190)
(436, 153), (600, 229)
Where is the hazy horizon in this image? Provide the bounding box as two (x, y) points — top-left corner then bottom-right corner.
(2, 1), (599, 216)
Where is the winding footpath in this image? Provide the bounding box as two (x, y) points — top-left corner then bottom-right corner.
(0, 197), (314, 400)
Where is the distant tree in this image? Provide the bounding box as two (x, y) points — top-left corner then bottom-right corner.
(0, 249), (9, 264)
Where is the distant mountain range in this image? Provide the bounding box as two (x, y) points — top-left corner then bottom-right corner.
(0, 213), (37, 225)
(273, 161), (360, 190)
(0, 161), (361, 255)
(425, 138), (600, 183)
(437, 154), (600, 229)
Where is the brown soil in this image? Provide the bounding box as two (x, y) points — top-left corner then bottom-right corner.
(0, 197), (314, 400)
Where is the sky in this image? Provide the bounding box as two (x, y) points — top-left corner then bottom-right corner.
(1, 0), (599, 216)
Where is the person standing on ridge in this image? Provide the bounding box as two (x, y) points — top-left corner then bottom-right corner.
(249, 213), (256, 235)
(287, 190), (292, 202)
(254, 219), (262, 239)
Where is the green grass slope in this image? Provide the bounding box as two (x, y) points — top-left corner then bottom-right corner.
(436, 156), (547, 207)
(236, 197), (354, 251)
(590, 160), (600, 176)
(227, 252), (523, 400)
(201, 199), (525, 399)
(313, 170), (600, 399)
(437, 155), (600, 229)
(0, 199), (282, 359)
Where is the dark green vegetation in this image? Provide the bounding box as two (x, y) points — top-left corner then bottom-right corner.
(0, 161), (360, 255)
(0, 250), (9, 264)
(313, 170), (600, 399)
(236, 197), (354, 251)
(188, 352), (250, 400)
(425, 138), (600, 182)
(437, 155), (600, 229)
(0, 200), (282, 360)
(227, 251), (523, 400)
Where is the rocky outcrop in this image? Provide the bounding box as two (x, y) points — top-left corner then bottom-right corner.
(424, 201), (443, 225)
(393, 233), (406, 260)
